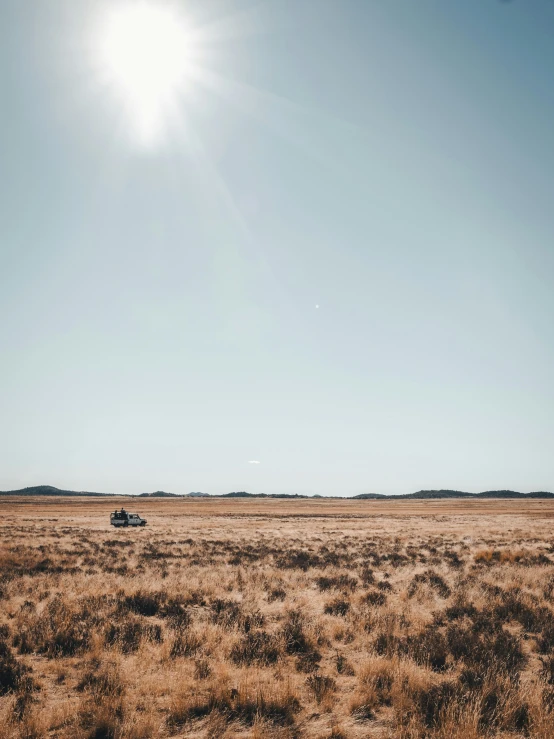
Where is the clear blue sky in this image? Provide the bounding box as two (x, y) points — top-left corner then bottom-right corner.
(1, 0), (553, 495)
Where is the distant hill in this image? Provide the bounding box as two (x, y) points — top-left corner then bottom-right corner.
(0, 485), (111, 497)
(475, 490), (524, 499)
(136, 491), (212, 498)
(138, 491), (181, 498)
(354, 490), (471, 500)
(406, 489), (474, 499)
(267, 493), (310, 499)
(220, 492), (309, 499)
(476, 490), (554, 499)
(355, 489), (554, 500)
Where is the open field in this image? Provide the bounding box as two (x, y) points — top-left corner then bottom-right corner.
(1, 497), (554, 738)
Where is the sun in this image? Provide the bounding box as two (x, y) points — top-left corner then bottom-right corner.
(92, 1), (194, 147)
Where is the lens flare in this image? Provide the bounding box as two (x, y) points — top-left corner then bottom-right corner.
(93, 2), (193, 147)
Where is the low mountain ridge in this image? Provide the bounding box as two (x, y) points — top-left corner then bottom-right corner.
(1, 486), (553, 499)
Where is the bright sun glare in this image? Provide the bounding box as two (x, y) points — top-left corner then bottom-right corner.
(94, 2), (193, 147)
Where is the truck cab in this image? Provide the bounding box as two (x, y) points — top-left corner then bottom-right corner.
(110, 508), (147, 527)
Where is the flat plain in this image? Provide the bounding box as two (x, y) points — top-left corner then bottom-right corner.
(1, 496), (554, 738)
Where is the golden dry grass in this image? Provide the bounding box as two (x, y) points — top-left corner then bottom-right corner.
(1, 496), (554, 738)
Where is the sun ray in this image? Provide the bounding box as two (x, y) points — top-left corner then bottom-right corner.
(192, 1), (275, 45)
(185, 63), (370, 175)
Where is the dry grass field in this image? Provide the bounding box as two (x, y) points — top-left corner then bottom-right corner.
(1, 497), (554, 738)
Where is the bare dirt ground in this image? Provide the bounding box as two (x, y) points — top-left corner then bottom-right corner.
(1, 496), (554, 738)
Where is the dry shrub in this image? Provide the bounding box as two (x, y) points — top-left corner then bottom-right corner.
(279, 609), (322, 673)
(117, 589), (192, 625)
(350, 657), (395, 720)
(361, 589), (387, 606)
(306, 674), (337, 704)
(276, 549), (322, 571)
(392, 669), (533, 738)
(210, 598), (265, 632)
(316, 575), (358, 592)
(443, 597), (477, 621)
(409, 680), (463, 729)
(169, 628), (202, 659)
(540, 655), (554, 685)
(0, 640), (34, 695)
(119, 590), (163, 617)
(323, 597), (350, 617)
(169, 676), (301, 729)
(194, 658), (212, 679)
(104, 616), (162, 653)
(77, 693), (126, 739)
(360, 567), (376, 585)
(322, 727), (348, 739)
(335, 654), (355, 676)
(267, 587), (287, 602)
(474, 548), (551, 566)
(281, 610), (314, 655)
(230, 630), (281, 666)
(77, 660), (125, 698)
(13, 596), (93, 657)
(11, 705), (49, 739)
(374, 626), (448, 672)
(475, 673), (531, 735)
(407, 570), (451, 599)
(446, 621), (526, 675)
(118, 713), (164, 739)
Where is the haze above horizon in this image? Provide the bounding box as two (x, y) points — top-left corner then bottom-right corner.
(1, 0), (553, 496)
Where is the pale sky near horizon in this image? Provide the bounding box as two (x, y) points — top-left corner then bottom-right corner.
(1, 0), (553, 496)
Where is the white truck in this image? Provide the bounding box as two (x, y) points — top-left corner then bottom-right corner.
(110, 508), (147, 527)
